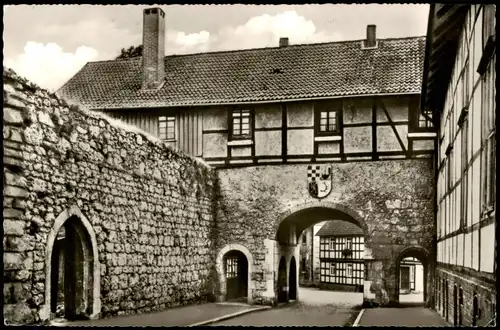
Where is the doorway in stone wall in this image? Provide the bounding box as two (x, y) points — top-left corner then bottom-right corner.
(224, 250), (248, 302)
(289, 257), (297, 300)
(396, 250), (427, 306)
(278, 256), (288, 303)
(50, 216), (93, 320)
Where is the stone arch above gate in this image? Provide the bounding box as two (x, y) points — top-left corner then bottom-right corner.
(215, 243), (254, 304)
(394, 245), (432, 306)
(275, 201), (369, 238)
(40, 205), (101, 321)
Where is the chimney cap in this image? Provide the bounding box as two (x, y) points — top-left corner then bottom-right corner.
(363, 24), (377, 49)
(279, 37), (289, 47)
(144, 7), (165, 16)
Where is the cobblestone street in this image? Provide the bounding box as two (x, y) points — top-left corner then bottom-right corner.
(211, 287), (363, 326)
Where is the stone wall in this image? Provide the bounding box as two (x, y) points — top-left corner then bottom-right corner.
(3, 68), (217, 324)
(215, 159), (435, 306)
(435, 266), (496, 326)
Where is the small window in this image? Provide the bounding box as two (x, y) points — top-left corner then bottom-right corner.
(329, 238), (335, 250)
(302, 234), (307, 244)
(346, 263), (353, 277)
(159, 116), (175, 141)
(330, 263), (336, 275)
(231, 109), (252, 139)
(225, 257), (239, 278)
(319, 110), (340, 134)
(419, 109), (434, 129)
(345, 238), (352, 250)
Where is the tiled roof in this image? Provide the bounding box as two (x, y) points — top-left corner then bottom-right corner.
(315, 220), (363, 237)
(57, 36), (425, 110)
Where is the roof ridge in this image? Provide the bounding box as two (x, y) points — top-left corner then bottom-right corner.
(84, 35), (426, 65)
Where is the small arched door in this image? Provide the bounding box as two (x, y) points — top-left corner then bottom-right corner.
(289, 257), (297, 300)
(277, 256), (288, 302)
(224, 250), (248, 301)
(50, 216), (93, 320)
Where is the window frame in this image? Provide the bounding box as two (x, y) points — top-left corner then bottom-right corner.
(315, 101), (342, 136)
(410, 96), (435, 132)
(158, 115), (176, 141)
(229, 108), (253, 141)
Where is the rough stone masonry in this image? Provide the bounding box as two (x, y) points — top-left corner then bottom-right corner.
(3, 67), (437, 325)
(3, 68), (217, 324)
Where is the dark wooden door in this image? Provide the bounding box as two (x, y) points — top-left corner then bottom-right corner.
(277, 256), (288, 302)
(400, 267), (410, 292)
(289, 257), (297, 300)
(225, 251), (248, 301)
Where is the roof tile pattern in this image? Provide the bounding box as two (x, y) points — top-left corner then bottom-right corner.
(57, 37), (425, 109)
(315, 220), (364, 237)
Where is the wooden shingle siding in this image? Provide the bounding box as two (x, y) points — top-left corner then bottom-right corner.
(105, 108), (203, 157)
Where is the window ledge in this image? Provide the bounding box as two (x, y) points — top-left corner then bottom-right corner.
(407, 132), (437, 138)
(227, 139), (253, 146)
(314, 135), (342, 142)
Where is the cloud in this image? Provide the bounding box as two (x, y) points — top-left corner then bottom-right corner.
(3, 42), (98, 92)
(212, 10), (343, 51)
(166, 30), (211, 54)
(163, 10), (343, 55)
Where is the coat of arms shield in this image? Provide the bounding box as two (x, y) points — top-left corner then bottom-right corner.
(307, 165), (332, 199)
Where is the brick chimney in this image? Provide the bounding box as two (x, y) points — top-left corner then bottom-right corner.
(363, 24), (377, 49)
(142, 8), (165, 90)
(279, 37), (289, 47)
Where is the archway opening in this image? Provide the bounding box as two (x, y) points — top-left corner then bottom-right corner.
(223, 250), (248, 302)
(276, 205), (367, 307)
(277, 256), (288, 303)
(453, 284), (458, 326)
(50, 215), (93, 320)
(289, 257), (297, 300)
(395, 249), (428, 307)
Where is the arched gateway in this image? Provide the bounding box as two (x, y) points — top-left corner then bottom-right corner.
(40, 205), (101, 321)
(274, 202), (370, 304)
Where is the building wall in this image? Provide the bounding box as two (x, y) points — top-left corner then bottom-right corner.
(215, 158), (435, 306)
(318, 235), (364, 291)
(202, 95), (435, 167)
(434, 4), (496, 326)
(106, 107), (203, 158)
(298, 227), (314, 286)
(3, 70), (217, 324)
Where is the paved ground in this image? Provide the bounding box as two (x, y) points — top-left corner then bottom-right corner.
(357, 307), (449, 327)
(51, 302), (265, 327)
(210, 287), (363, 326)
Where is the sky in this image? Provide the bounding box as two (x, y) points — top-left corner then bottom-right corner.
(3, 4), (429, 92)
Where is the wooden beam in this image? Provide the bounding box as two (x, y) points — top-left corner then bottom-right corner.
(378, 98), (407, 154)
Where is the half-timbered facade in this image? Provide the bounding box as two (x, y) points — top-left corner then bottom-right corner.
(420, 4), (496, 327)
(58, 10), (434, 167)
(316, 221), (364, 291)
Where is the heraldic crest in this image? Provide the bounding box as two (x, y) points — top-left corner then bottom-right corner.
(307, 165), (332, 199)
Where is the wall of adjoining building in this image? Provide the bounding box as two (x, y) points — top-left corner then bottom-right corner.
(3, 68), (218, 324)
(433, 4), (496, 326)
(215, 158), (435, 306)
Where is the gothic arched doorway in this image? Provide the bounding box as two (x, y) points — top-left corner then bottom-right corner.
(289, 257), (297, 300)
(223, 250), (248, 302)
(50, 215), (94, 320)
(277, 256), (288, 303)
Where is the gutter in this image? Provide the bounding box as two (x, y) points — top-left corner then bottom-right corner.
(419, 4), (435, 116)
(92, 92), (421, 111)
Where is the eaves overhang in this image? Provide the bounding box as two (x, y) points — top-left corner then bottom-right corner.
(420, 4), (469, 123)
